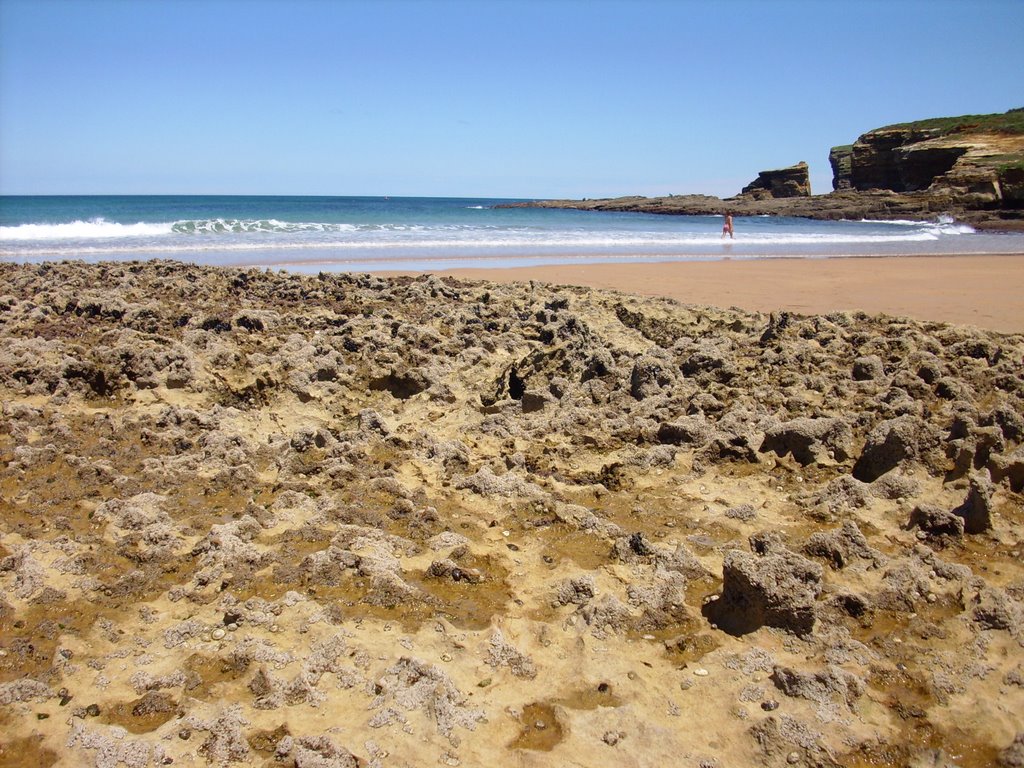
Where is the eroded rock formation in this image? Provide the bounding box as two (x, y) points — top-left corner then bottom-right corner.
(839, 111), (1024, 211)
(1, 262), (1022, 767)
(739, 161), (811, 199)
(505, 108), (1024, 229)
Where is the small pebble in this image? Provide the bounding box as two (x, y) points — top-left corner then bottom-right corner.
(926, 593), (937, 603)
(761, 699), (779, 711)
(211, 628), (226, 640)
(693, 668), (709, 677)
(226, 623), (238, 632)
(440, 653), (452, 662)
(787, 751), (801, 764)
(603, 730), (623, 746)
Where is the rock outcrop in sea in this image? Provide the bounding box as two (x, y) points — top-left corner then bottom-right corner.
(502, 108), (1024, 230)
(739, 161), (811, 199)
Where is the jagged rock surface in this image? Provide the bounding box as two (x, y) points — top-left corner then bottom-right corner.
(0, 261), (1021, 768)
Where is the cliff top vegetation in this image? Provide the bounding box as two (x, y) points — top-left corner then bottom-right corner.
(881, 108), (1024, 136)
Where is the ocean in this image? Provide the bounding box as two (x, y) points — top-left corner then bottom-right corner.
(2, 195), (1023, 273)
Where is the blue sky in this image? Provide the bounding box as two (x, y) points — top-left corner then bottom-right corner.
(1, 0), (1021, 198)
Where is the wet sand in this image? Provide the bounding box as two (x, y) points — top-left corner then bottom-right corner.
(423, 254), (1024, 334)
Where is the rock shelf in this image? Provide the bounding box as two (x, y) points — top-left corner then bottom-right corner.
(0, 261), (1022, 767)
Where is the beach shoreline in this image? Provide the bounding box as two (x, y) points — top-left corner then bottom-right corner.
(382, 252), (1024, 334)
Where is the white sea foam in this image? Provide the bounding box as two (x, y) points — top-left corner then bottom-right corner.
(0, 207), (1012, 269)
(171, 219), (361, 234)
(1, 215), (962, 249)
(0, 219), (173, 240)
(0, 218), (373, 241)
(858, 217), (974, 234)
(924, 222), (976, 235)
(0, 229), (959, 258)
(858, 218), (927, 226)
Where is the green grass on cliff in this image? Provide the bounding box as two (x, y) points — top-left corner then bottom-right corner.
(882, 108), (1024, 136)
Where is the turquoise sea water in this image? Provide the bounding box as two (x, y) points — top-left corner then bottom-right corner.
(2, 195), (1023, 273)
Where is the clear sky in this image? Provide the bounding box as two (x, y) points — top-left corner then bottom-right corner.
(1, 0), (1022, 199)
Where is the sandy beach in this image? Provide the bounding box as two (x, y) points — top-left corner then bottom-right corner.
(1, 259), (1022, 768)
(431, 254), (1024, 334)
(4, 0), (1024, 760)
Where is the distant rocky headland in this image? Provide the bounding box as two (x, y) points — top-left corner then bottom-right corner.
(502, 109), (1024, 231)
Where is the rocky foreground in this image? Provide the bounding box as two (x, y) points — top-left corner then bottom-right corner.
(1, 261), (1023, 768)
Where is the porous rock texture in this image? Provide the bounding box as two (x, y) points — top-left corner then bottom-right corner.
(0, 261), (1022, 767)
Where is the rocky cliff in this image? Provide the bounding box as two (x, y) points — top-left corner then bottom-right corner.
(502, 109), (1024, 230)
(834, 109), (1024, 210)
(739, 161), (811, 198)
(829, 145), (854, 190)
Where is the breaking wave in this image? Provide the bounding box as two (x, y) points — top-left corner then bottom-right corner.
(2, 216), (978, 246)
(0, 219), (173, 240)
(3, 200), (1018, 269)
(170, 219), (359, 234)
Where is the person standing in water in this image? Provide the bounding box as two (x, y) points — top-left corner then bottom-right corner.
(722, 212), (734, 239)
